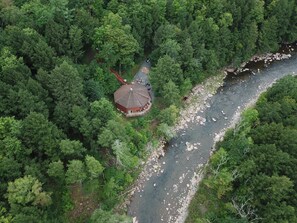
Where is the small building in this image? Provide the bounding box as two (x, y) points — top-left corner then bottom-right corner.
(114, 83), (152, 117)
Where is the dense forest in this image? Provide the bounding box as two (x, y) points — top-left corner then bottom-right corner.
(186, 75), (297, 223)
(0, 0), (297, 222)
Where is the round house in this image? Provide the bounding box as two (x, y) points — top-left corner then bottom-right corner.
(114, 83), (151, 117)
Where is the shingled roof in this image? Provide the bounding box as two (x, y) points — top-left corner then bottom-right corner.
(114, 83), (151, 109)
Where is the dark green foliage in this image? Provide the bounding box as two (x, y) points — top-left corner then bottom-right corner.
(65, 160), (87, 184)
(1, 0), (296, 222)
(150, 55), (183, 95)
(21, 112), (64, 158)
(158, 105), (179, 126)
(47, 160), (65, 180)
(90, 98), (116, 127)
(0, 48), (49, 118)
(187, 76), (297, 223)
(85, 155), (104, 180)
(93, 12), (139, 70)
(83, 80), (104, 102)
(4, 26), (56, 70)
(37, 61), (86, 131)
(59, 139), (86, 159)
(162, 80), (181, 107)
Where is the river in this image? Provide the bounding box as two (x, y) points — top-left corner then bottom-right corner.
(128, 43), (297, 223)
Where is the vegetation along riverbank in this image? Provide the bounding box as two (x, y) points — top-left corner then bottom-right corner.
(186, 75), (297, 223)
(0, 0), (297, 222)
(127, 45), (297, 223)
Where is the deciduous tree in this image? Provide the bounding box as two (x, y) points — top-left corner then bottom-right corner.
(7, 175), (52, 207)
(85, 155), (104, 179)
(93, 12), (139, 71)
(65, 160), (86, 184)
(47, 160), (64, 180)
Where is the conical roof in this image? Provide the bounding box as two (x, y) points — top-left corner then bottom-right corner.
(114, 83), (150, 109)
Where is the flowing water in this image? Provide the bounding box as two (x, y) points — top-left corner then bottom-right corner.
(128, 43), (297, 223)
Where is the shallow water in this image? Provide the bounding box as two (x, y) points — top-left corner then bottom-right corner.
(128, 45), (297, 223)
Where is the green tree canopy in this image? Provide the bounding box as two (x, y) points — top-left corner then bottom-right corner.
(7, 175), (52, 207)
(150, 55), (183, 95)
(85, 155), (104, 179)
(47, 160), (64, 180)
(93, 12), (139, 70)
(65, 160), (87, 184)
(21, 112), (63, 158)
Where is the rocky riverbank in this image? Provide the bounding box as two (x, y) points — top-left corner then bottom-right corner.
(116, 72), (226, 218)
(175, 73), (226, 132)
(126, 42), (297, 223)
(226, 50), (293, 75)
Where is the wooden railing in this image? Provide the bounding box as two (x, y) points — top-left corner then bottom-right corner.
(110, 68), (127, 85)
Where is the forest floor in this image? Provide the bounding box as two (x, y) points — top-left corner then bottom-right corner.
(68, 184), (99, 223)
